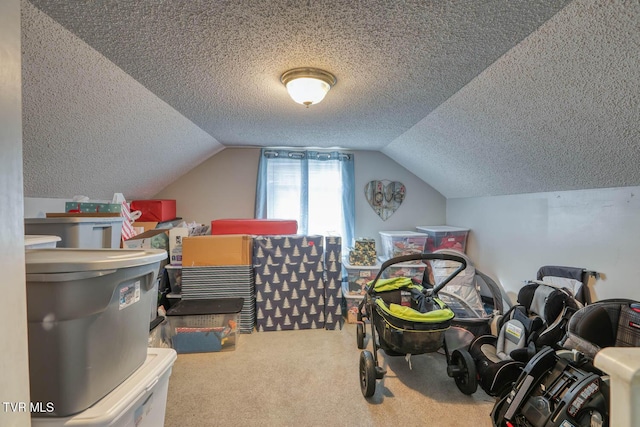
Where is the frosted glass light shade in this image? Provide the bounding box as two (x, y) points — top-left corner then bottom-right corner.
(281, 68), (336, 107)
(285, 78), (330, 106)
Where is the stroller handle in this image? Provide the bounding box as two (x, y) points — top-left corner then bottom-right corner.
(370, 252), (467, 296)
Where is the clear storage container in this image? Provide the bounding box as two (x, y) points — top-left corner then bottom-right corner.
(415, 225), (470, 253)
(379, 231), (428, 261)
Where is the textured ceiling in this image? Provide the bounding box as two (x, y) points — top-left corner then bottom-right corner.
(22, 0), (640, 199)
(21, 2), (223, 200)
(384, 0), (640, 198)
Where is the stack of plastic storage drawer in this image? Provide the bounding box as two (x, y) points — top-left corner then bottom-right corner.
(24, 214), (177, 426)
(342, 259), (381, 324)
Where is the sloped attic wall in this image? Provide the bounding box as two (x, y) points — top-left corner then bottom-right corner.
(21, 0), (223, 201)
(154, 148), (447, 249)
(384, 0), (640, 199)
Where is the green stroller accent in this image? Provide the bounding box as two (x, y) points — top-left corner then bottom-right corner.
(356, 252), (467, 397)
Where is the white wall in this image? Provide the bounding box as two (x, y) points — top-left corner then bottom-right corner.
(354, 150), (446, 251)
(154, 147), (261, 225)
(0, 0), (31, 425)
(447, 187), (640, 303)
(24, 197), (66, 218)
(155, 148), (447, 251)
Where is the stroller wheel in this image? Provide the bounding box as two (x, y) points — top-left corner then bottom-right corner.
(356, 322), (366, 349)
(359, 350), (377, 397)
(450, 349), (477, 395)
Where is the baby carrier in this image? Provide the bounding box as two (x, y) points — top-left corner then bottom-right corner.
(448, 266), (584, 397)
(491, 299), (640, 427)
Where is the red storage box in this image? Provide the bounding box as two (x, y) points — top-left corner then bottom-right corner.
(210, 219), (297, 235)
(130, 199), (177, 222)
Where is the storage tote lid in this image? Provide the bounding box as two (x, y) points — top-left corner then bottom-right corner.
(25, 248), (167, 274)
(343, 258), (381, 269)
(166, 298), (244, 316)
(25, 216), (124, 224)
(379, 231), (427, 237)
(24, 235), (61, 247)
(416, 225), (469, 232)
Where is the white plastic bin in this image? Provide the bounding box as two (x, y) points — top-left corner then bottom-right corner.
(343, 259), (381, 295)
(24, 235), (61, 248)
(25, 248), (167, 417)
(31, 348), (177, 426)
(25, 217), (123, 248)
(165, 265), (182, 294)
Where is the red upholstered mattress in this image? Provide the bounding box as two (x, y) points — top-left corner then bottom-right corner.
(210, 219), (297, 235)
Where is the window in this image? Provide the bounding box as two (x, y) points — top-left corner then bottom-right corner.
(255, 149), (355, 251)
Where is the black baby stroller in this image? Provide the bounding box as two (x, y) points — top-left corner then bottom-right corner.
(356, 252), (467, 398)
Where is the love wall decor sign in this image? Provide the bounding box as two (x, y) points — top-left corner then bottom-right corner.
(364, 180), (406, 221)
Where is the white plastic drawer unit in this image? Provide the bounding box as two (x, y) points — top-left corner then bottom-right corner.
(31, 348), (177, 427)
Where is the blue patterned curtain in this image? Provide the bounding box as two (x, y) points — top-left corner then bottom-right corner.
(255, 148), (355, 251)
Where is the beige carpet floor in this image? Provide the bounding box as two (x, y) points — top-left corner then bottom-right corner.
(164, 323), (496, 427)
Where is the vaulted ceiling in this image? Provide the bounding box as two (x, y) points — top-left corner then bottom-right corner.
(21, 0), (640, 199)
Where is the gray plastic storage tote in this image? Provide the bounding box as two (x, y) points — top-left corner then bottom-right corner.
(25, 217), (123, 249)
(25, 248), (167, 417)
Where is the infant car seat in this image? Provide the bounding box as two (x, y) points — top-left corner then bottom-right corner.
(491, 300), (640, 427)
(449, 277), (581, 397)
(460, 306), (543, 397)
(515, 280), (582, 347)
(560, 298), (640, 358)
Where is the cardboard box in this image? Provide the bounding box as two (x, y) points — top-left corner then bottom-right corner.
(254, 235), (325, 331)
(182, 235), (252, 266)
(169, 228), (189, 265)
(354, 238), (376, 253)
(210, 219), (297, 235)
(168, 225), (211, 265)
(123, 229), (169, 251)
(65, 201), (122, 214)
(348, 249), (378, 266)
(132, 221), (159, 233)
(130, 199), (177, 222)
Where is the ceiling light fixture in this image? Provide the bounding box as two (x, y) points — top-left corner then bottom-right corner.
(281, 67), (336, 107)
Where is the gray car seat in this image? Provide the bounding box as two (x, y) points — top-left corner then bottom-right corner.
(561, 298), (640, 358)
